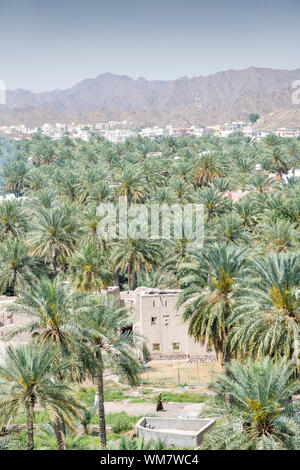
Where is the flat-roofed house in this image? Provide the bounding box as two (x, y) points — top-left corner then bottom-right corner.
(120, 287), (216, 362)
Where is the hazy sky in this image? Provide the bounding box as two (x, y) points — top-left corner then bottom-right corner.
(0, 0), (300, 92)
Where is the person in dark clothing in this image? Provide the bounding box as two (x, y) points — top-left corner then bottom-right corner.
(156, 392), (164, 411)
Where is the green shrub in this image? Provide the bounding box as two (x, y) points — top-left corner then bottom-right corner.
(105, 412), (139, 434)
(77, 386), (126, 406)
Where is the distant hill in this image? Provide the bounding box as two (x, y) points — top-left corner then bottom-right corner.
(1, 67), (300, 127)
(253, 109), (300, 130)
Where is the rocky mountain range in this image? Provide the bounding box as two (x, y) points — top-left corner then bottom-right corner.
(1, 67), (300, 128)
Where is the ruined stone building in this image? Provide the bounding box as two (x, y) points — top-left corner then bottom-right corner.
(117, 287), (216, 362)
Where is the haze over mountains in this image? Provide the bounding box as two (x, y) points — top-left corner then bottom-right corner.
(1, 67), (300, 128)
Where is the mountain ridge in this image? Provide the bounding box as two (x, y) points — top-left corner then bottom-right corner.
(1, 67), (300, 127)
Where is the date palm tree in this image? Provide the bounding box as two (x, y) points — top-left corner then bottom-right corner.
(27, 188), (58, 210)
(202, 358), (300, 450)
(233, 197), (261, 228)
(0, 199), (28, 240)
(264, 146), (289, 175)
(57, 172), (85, 205)
(7, 276), (83, 362)
(24, 169), (46, 194)
(30, 141), (56, 166)
(193, 153), (223, 187)
(113, 166), (145, 204)
(196, 187), (230, 220)
(230, 253), (300, 362)
(69, 242), (113, 292)
(0, 343), (81, 450)
(79, 205), (110, 252)
(78, 295), (141, 449)
(28, 207), (79, 277)
(153, 187), (176, 205)
(255, 219), (298, 253)
(0, 435), (23, 450)
(112, 238), (161, 291)
(174, 158), (193, 184)
(250, 173), (274, 193)
(141, 158), (165, 192)
(134, 141), (153, 161)
(170, 176), (193, 203)
(88, 181), (111, 205)
(264, 134), (281, 148)
(6, 276), (88, 448)
(287, 140), (299, 158)
(0, 238), (45, 295)
(2, 160), (28, 197)
(37, 423), (93, 450)
(218, 213), (250, 245)
(102, 148), (118, 169)
(164, 136), (177, 155)
(177, 244), (248, 365)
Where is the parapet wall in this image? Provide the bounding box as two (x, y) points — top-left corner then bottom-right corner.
(136, 417), (215, 448)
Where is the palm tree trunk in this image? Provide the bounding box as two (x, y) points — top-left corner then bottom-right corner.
(52, 250), (58, 278)
(218, 350), (225, 367)
(25, 397), (35, 450)
(55, 372), (67, 445)
(114, 268), (121, 290)
(54, 415), (66, 450)
(218, 348), (231, 369)
(214, 340), (224, 366)
(127, 263), (131, 292)
(224, 344), (231, 365)
(133, 270), (137, 290)
(97, 357), (106, 449)
(12, 269), (17, 296)
(87, 270), (92, 291)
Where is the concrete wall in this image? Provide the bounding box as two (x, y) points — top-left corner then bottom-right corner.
(136, 417), (216, 448)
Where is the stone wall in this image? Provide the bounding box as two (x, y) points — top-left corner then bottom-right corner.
(136, 417), (216, 448)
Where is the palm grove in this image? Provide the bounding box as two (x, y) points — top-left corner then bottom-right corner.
(0, 131), (299, 450)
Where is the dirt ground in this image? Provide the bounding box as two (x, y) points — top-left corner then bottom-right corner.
(141, 360), (223, 387)
(102, 360), (223, 418)
(104, 401), (205, 418)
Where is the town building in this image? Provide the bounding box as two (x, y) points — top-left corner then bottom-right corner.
(275, 127), (300, 138)
(119, 287), (217, 362)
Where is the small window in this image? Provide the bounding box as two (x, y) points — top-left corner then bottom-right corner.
(151, 316), (157, 325)
(165, 300), (168, 307)
(173, 342), (180, 351)
(152, 300), (155, 307)
(153, 343), (160, 351)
